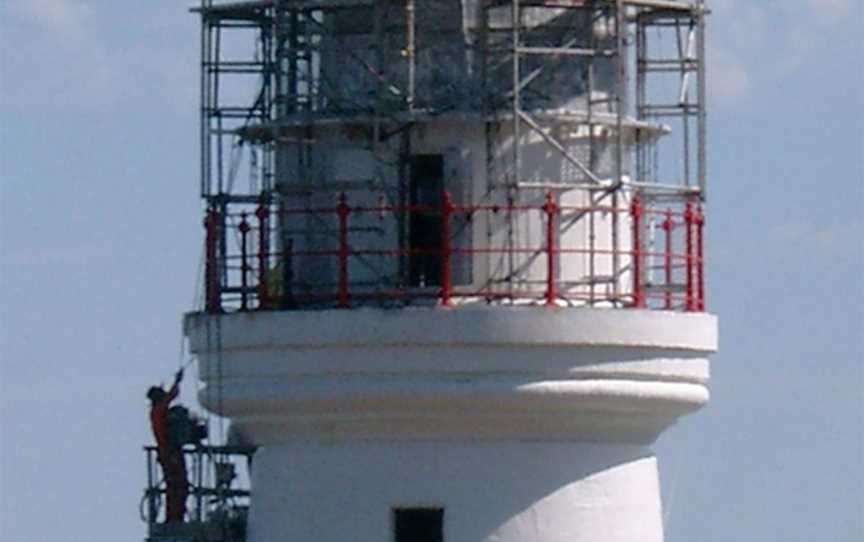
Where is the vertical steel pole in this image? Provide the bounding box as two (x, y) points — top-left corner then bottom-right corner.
(630, 195), (644, 308)
(635, 9), (646, 183)
(588, 3), (600, 305)
(614, 0), (626, 189)
(440, 191), (453, 306)
(544, 192), (558, 307)
(679, 19), (692, 188)
(662, 208), (673, 310)
(195, 449), (203, 522)
(611, 0), (626, 304)
(200, 6), (208, 197)
(697, 6), (708, 198)
(256, 201), (270, 309)
(214, 26), (224, 195)
(337, 193), (350, 308)
(512, 0), (521, 184)
(587, 1), (600, 303)
(288, 6), (299, 116)
(406, 0), (416, 111)
(239, 213), (250, 311)
(684, 201), (694, 311)
(146, 448), (155, 524)
(510, 0), (521, 297)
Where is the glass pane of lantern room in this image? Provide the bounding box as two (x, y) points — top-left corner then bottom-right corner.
(409, 155), (444, 287)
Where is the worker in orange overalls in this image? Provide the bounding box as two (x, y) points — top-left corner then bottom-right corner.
(147, 369), (189, 523)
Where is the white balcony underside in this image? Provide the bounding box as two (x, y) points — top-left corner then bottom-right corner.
(186, 307), (716, 444)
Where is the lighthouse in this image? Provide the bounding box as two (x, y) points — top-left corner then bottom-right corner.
(173, 1), (714, 541)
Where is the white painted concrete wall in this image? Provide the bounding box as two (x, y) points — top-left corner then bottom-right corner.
(274, 117), (635, 301)
(247, 442), (663, 542)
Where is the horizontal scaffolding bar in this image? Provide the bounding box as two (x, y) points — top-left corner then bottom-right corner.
(515, 46), (616, 58)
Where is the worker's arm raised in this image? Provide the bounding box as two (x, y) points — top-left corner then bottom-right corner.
(167, 369), (183, 402)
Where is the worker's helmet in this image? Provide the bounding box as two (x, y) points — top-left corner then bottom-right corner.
(147, 386), (166, 402)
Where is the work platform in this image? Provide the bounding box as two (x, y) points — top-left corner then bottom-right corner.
(143, 445), (254, 542)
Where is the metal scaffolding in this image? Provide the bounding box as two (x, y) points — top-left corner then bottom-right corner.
(194, 0), (708, 312)
(143, 445), (254, 542)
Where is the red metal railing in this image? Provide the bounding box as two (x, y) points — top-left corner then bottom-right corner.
(204, 209), (220, 313)
(543, 192), (558, 307)
(203, 192), (705, 314)
(630, 195), (644, 309)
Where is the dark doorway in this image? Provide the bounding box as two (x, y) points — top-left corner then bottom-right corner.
(408, 155), (444, 287)
(393, 507), (444, 542)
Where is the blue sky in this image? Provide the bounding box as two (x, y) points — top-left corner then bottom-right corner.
(1, 1), (862, 541)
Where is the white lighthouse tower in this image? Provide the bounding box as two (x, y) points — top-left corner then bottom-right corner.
(178, 2), (714, 541)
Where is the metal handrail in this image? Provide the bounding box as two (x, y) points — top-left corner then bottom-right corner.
(203, 192), (706, 313)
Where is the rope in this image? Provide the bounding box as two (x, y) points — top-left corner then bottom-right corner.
(174, 245), (206, 376)
(204, 308), (226, 448)
(662, 438), (687, 529)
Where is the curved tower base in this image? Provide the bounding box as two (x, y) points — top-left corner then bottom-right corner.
(249, 442), (663, 542)
(186, 307), (716, 542)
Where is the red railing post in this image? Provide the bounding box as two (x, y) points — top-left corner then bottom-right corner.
(543, 191), (558, 307)
(204, 208), (221, 314)
(440, 190), (453, 306)
(255, 200), (270, 310)
(662, 208), (673, 310)
(630, 195), (645, 308)
(336, 193), (350, 308)
(239, 212), (251, 311)
(695, 204), (705, 311)
(684, 201), (695, 312)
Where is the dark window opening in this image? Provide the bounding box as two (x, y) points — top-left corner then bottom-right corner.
(408, 155), (444, 287)
(393, 507), (444, 542)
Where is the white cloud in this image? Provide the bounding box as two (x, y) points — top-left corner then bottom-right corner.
(768, 219), (862, 257)
(8, 0), (91, 44)
(2, 2), (197, 114)
(708, 47), (752, 106)
(5, 1), (112, 108)
(805, 0), (854, 20)
(706, 0), (858, 109)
